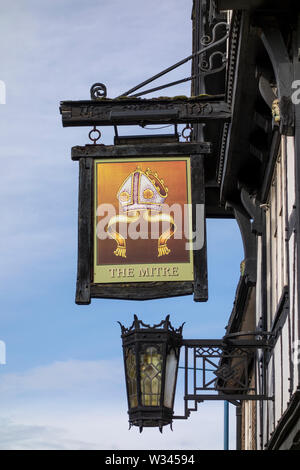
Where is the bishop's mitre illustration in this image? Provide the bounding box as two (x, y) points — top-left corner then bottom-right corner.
(105, 166), (176, 258)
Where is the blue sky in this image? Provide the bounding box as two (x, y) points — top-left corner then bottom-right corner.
(0, 0), (243, 449)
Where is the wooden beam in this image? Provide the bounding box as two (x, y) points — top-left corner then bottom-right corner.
(191, 154), (208, 302)
(259, 25), (294, 135)
(90, 281), (193, 301)
(218, 0), (263, 9)
(260, 27), (292, 93)
(218, 0), (263, 8)
(71, 142), (212, 161)
(60, 97), (231, 127)
(249, 143), (268, 163)
(75, 158), (93, 305)
(254, 111), (272, 134)
(218, 0), (291, 9)
(226, 199), (257, 285)
(259, 128), (281, 202)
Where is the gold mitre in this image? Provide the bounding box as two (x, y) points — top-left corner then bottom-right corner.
(117, 167), (168, 212)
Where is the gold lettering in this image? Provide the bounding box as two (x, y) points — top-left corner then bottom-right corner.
(139, 268), (150, 277)
(109, 268), (117, 278)
(137, 265), (180, 278)
(163, 267), (171, 276)
(109, 268), (136, 278)
(128, 268), (134, 277)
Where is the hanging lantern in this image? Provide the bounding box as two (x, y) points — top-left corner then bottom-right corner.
(119, 315), (183, 432)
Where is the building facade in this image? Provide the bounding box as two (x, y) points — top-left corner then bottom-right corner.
(193, 0), (300, 450)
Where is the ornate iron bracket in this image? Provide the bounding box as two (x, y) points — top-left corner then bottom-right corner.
(174, 331), (274, 420)
(117, 22), (229, 99)
(88, 21), (229, 102)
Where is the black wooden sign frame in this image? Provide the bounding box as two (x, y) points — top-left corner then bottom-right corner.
(74, 142), (208, 304)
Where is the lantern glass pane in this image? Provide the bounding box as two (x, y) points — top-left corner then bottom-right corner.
(164, 349), (178, 408)
(140, 346), (162, 406)
(125, 347), (138, 408)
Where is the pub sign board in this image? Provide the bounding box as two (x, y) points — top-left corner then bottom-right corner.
(94, 157), (194, 283)
(73, 143), (208, 303)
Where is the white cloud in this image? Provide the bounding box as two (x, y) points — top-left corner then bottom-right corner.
(0, 359), (122, 395)
(0, 359), (236, 450)
(0, 405), (236, 450)
(0, 418), (92, 450)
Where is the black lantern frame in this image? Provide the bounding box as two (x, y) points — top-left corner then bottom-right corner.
(119, 315), (183, 432)
(120, 316), (275, 433)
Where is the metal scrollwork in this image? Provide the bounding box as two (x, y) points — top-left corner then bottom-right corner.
(90, 82), (107, 100)
(200, 21), (229, 47)
(199, 50), (227, 75)
(116, 20), (230, 99)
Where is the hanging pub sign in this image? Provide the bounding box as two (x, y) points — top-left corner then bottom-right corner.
(59, 93), (231, 304)
(71, 140), (209, 304)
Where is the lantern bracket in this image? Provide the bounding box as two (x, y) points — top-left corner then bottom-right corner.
(120, 317), (275, 432)
(173, 331), (275, 421)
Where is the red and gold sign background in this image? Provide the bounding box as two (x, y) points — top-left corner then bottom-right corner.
(96, 159), (191, 265)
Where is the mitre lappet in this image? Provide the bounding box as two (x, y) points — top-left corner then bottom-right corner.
(105, 166), (176, 258)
